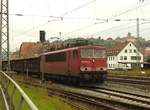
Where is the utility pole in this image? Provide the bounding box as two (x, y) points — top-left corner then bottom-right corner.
(136, 18), (139, 38)
(0, 0), (10, 70)
(136, 18), (141, 68)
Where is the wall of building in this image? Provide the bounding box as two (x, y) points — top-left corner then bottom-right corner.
(107, 42), (143, 70)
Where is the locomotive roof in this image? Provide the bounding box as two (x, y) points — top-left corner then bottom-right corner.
(42, 45), (106, 56)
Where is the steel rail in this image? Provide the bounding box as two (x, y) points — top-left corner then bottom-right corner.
(82, 85), (150, 99)
(10, 72), (149, 110)
(48, 87), (125, 110)
(80, 85), (150, 109)
(107, 76), (150, 85)
(0, 71), (38, 110)
(105, 86), (149, 98)
(49, 83), (150, 110)
(13, 75), (89, 110)
(56, 96), (89, 110)
(108, 75), (150, 80)
(92, 88), (150, 105)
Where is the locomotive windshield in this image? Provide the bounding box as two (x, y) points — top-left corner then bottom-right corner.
(80, 49), (106, 58)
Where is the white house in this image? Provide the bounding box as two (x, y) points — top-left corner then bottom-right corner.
(107, 41), (143, 69)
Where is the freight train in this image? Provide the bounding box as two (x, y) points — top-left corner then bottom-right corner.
(2, 45), (107, 83)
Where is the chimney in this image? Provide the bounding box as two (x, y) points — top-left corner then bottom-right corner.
(39, 30), (46, 42)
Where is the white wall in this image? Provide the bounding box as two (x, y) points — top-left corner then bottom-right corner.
(107, 42), (143, 69)
(107, 56), (118, 69)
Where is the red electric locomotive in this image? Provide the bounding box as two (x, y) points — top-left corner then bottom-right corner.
(3, 45), (107, 83)
(41, 45), (107, 82)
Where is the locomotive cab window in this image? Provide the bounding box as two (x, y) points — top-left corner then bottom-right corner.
(80, 49), (93, 58)
(94, 49), (106, 58)
(45, 52), (66, 62)
(80, 48), (106, 58)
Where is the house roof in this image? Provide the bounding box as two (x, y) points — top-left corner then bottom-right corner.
(19, 42), (43, 58)
(106, 41), (129, 56)
(143, 50), (150, 55)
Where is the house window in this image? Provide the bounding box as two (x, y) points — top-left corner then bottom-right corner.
(113, 64), (115, 68)
(138, 56), (141, 60)
(134, 49), (136, 53)
(120, 56), (123, 60)
(131, 56), (136, 60)
(131, 56), (141, 60)
(109, 64), (111, 68)
(129, 44), (131, 46)
(125, 49), (127, 53)
(129, 49), (132, 53)
(112, 56), (114, 60)
(124, 56), (127, 60)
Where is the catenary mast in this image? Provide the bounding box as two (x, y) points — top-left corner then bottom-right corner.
(0, 0), (10, 70)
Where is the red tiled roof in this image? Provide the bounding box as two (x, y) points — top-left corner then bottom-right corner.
(106, 42), (129, 56)
(142, 50), (150, 55)
(19, 42), (43, 58)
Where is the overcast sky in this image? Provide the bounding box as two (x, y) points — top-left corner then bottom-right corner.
(9, 0), (150, 51)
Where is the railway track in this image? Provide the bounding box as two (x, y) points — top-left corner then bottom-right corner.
(107, 76), (150, 85)
(48, 87), (125, 110)
(11, 73), (129, 110)
(80, 85), (150, 109)
(9, 72), (150, 110)
(10, 73), (102, 110)
(54, 96), (90, 110)
(47, 84), (150, 110)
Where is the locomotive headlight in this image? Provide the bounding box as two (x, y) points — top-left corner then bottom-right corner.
(96, 67), (101, 71)
(92, 59), (95, 62)
(96, 67), (107, 71)
(103, 68), (107, 71)
(80, 67), (92, 71)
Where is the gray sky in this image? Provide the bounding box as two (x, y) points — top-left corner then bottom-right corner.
(9, 0), (150, 51)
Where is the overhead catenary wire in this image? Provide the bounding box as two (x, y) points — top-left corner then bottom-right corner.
(10, 0), (150, 43)
(61, 0), (150, 38)
(91, 24), (136, 36)
(46, 0), (52, 16)
(10, 0), (97, 38)
(63, 17), (150, 39)
(11, 1), (150, 28)
(63, 17), (150, 38)
(109, 0), (150, 20)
